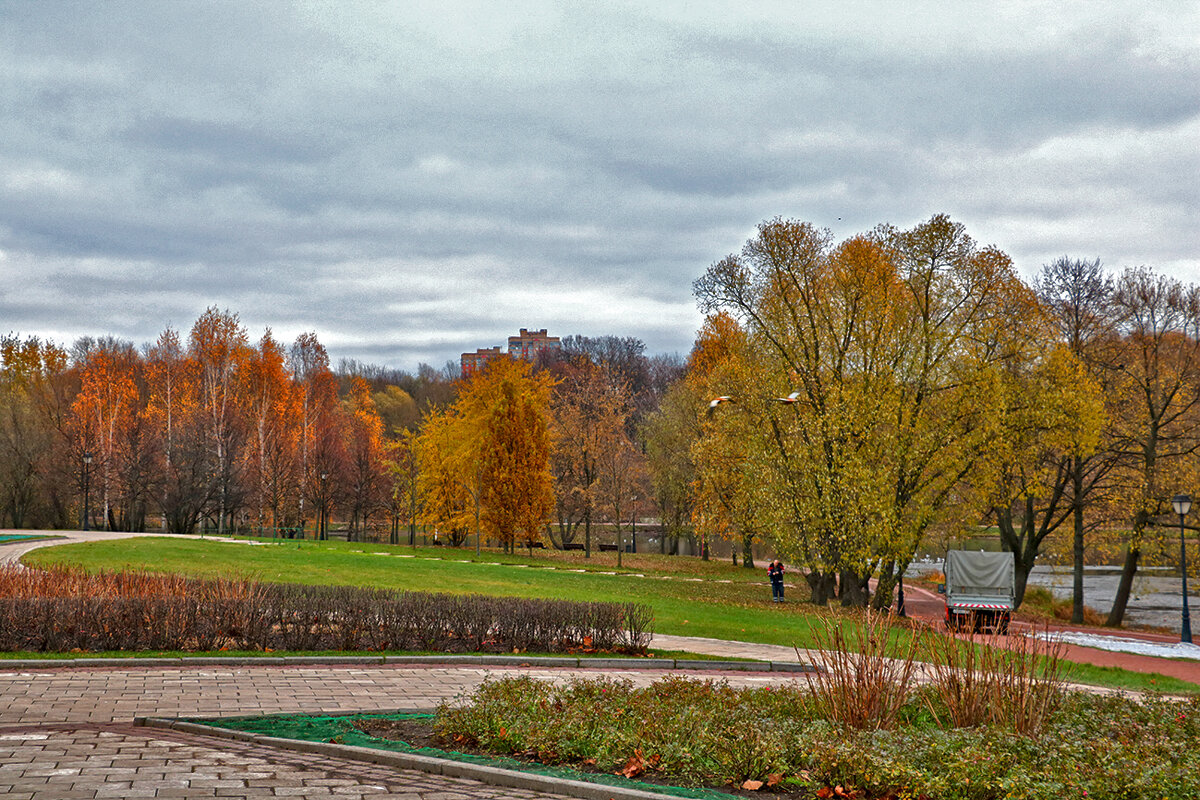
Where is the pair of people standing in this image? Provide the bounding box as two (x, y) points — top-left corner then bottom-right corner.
(767, 559), (785, 602)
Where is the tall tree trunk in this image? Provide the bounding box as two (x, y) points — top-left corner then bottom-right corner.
(871, 561), (896, 610)
(839, 569), (870, 607)
(1106, 547), (1140, 627)
(1013, 557), (1030, 609)
(741, 534), (754, 568)
(584, 508), (591, 558)
(1072, 457), (1086, 623)
(806, 571), (836, 605)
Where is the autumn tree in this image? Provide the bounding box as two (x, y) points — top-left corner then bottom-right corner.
(594, 422), (650, 564)
(641, 377), (700, 555)
(146, 328), (211, 533)
(240, 330), (299, 534)
(548, 356), (629, 554)
(0, 336), (68, 528)
(386, 429), (421, 544)
(458, 357), (556, 552)
(373, 385), (420, 435)
(1103, 267), (1200, 626)
(977, 345), (1105, 606)
(416, 406), (474, 546)
(290, 332), (340, 537)
(688, 314), (766, 569)
(694, 216), (1041, 606)
(1035, 256), (1118, 622)
(68, 340), (147, 530)
(190, 308), (250, 534)
(343, 376), (389, 539)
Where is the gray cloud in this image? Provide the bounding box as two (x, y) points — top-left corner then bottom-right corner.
(2, 2), (1198, 368)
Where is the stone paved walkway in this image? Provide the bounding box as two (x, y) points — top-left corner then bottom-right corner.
(0, 661), (801, 798)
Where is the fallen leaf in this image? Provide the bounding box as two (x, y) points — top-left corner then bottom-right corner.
(816, 789), (834, 799)
(742, 779), (764, 791)
(767, 773), (783, 786)
(619, 749), (648, 778)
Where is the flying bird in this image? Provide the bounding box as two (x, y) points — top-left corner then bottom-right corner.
(706, 396), (735, 417)
(775, 392), (801, 404)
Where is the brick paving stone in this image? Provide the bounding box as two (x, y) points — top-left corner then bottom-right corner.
(0, 649), (802, 798)
(0, 727), (590, 799)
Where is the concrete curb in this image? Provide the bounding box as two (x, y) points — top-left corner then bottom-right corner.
(0, 654), (818, 672)
(136, 716), (702, 800)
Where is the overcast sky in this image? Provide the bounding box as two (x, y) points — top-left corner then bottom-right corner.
(3, 2), (1198, 370)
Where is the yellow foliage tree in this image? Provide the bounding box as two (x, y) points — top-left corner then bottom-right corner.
(416, 406), (475, 545)
(693, 215), (1046, 606)
(458, 357), (556, 552)
(976, 344), (1106, 606)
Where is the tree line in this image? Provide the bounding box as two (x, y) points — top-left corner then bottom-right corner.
(0, 312), (682, 554)
(3, 213), (1194, 626)
(682, 214), (1200, 625)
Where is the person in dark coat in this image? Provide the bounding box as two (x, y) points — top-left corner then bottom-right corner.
(767, 559), (785, 602)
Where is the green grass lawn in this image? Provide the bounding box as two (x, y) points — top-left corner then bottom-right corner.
(20, 535), (1198, 693)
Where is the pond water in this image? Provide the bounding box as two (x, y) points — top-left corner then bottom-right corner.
(1024, 565), (1195, 633)
(910, 555), (1196, 633)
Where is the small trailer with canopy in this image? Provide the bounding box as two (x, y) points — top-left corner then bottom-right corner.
(938, 550), (1015, 633)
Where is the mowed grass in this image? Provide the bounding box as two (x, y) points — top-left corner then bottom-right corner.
(20, 536), (1199, 693)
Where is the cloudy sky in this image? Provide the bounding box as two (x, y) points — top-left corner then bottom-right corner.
(2, 2), (1198, 369)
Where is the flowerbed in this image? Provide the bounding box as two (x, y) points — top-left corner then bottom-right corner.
(0, 566), (653, 653)
(433, 674), (1200, 799)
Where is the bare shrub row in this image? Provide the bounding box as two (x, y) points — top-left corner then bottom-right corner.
(802, 609), (1065, 736)
(0, 566), (653, 654)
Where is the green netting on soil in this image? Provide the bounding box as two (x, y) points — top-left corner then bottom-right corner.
(0, 534), (50, 543)
(190, 712), (740, 800)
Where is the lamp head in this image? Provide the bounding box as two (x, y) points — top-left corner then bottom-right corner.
(83, 452), (93, 465)
(1173, 494), (1192, 517)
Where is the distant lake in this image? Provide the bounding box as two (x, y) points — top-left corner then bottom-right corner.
(1025, 565), (1193, 633)
(909, 559), (1194, 633)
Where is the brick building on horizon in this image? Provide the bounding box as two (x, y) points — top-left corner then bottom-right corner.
(460, 328), (562, 378)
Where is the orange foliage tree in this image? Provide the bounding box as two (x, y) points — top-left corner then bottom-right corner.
(241, 330), (299, 534)
(0, 336), (70, 528)
(548, 356), (630, 554)
(68, 341), (145, 530)
(468, 357), (556, 552)
(343, 376), (388, 540)
(190, 308), (250, 534)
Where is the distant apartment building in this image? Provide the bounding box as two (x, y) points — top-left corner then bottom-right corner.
(460, 346), (503, 379)
(508, 328), (562, 362)
(460, 328), (562, 378)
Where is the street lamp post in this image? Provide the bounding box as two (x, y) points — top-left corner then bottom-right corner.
(630, 495), (637, 554)
(81, 452), (93, 531)
(320, 473), (329, 541)
(1173, 493), (1193, 644)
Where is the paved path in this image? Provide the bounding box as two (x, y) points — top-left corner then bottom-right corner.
(0, 529), (201, 568)
(0, 659), (801, 799)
